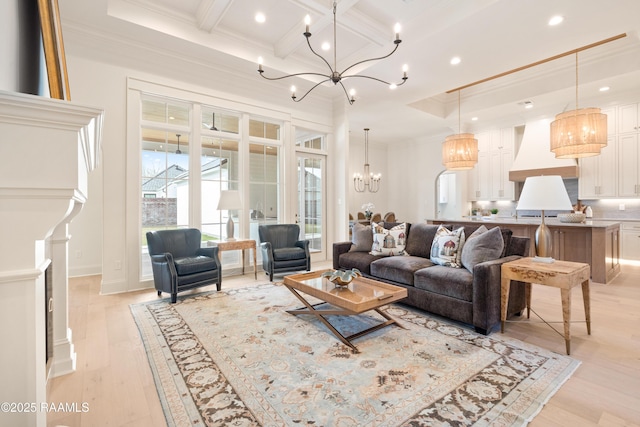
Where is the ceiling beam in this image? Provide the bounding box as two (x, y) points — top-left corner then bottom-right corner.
(196, 0), (235, 33)
(446, 33), (627, 94)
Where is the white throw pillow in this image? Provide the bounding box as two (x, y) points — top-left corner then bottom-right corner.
(430, 225), (465, 268)
(369, 222), (407, 256)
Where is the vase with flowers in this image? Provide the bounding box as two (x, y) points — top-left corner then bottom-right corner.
(362, 202), (375, 220)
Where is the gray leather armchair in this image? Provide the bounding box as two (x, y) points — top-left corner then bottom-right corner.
(258, 224), (311, 281)
(146, 228), (222, 303)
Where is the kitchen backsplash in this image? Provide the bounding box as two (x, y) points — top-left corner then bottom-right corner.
(470, 178), (640, 220)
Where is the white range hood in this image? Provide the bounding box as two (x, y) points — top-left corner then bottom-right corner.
(509, 119), (579, 182)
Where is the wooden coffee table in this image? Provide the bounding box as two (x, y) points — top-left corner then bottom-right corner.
(283, 269), (408, 353)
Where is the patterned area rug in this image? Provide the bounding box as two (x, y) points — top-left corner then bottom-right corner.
(130, 283), (580, 427)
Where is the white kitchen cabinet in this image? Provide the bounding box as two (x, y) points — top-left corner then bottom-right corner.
(619, 103), (639, 134)
(468, 132), (490, 201)
(621, 222), (640, 261)
(579, 136), (617, 199)
(617, 133), (640, 197)
(468, 128), (514, 201)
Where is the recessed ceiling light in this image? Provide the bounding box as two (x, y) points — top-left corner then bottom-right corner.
(471, 117), (478, 121)
(450, 56), (461, 65)
(548, 15), (564, 26)
(599, 86), (610, 92)
(523, 100), (534, 109)
(321, 42), (330, 51)
(255, 12), (266, 23)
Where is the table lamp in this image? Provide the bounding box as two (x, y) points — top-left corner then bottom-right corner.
(516, 175), (572, 258)
(217, 190), (242, 241)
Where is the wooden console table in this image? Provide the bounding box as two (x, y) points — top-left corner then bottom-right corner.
(500, 257), (591, 355)
(215, 239), (257, 279)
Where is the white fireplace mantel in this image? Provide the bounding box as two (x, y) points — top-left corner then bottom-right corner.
(0, 90), (103, 427)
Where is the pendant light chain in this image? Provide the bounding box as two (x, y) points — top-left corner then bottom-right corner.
(575, 52), (579, 111)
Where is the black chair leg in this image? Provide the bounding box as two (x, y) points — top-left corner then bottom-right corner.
(216, 282), (221, 291)
(171, 293), (177, 303)
(157, 290), (162, 296)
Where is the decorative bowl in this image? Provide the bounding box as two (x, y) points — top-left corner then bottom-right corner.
(558, 213), (586, 223)
(321, 268), (362, 287)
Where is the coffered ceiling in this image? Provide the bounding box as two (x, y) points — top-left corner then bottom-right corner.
(59, 0), (640, 144)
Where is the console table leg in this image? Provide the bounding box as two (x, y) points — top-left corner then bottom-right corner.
(582, 279), (591, 335)
(561, 288), (572, 355)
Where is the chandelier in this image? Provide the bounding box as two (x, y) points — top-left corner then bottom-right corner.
(442, 91), (478, 170)
(354, 128), (381, 193)
(550, 52), (607, 158)
(257, 1), (408, 104)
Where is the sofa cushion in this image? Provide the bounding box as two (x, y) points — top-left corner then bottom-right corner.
(174, 256), (219, 276)
(370, 222), (408, 256)
(338, 251), (383, 275)
(349, 222), (373, 252)
(414, 265), (473, 301)
(461, 226), (504, 272)
(430, 225), (465, 268)
(404, 223), (440, 258)
(370, 256), (434, 286)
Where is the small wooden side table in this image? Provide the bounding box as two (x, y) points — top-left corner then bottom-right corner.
(215, 239), (257, 279)
(500, 257), (591, 355)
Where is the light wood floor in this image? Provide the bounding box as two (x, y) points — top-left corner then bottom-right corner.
(48, 262), (640, 427)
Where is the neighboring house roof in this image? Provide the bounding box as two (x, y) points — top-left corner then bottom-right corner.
(142, 164), (187, 192)
(142, 158), (230, 193)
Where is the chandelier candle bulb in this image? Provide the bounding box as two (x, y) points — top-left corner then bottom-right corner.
(304, 15), (311, 35)
(257, 56), (263, 72)
(394, 23), (401, 42)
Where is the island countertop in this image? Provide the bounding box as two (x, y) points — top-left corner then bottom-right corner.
(427, 217), (621, 284)
(428, 217), (621, 228)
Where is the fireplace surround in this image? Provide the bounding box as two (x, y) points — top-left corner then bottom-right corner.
(0, 90), (103, 427)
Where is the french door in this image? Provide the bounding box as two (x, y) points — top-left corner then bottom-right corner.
(296, 153), (326, 260)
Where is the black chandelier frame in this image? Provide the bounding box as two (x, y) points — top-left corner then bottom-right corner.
(257, 1), (408, 104)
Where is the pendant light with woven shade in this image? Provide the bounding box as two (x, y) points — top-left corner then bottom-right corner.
(550, 52), (607, 158)
(442, 91), (478, 170)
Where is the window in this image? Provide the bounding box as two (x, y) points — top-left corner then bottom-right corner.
(201, 137), (240, 241)
(138, 95), (285, 278)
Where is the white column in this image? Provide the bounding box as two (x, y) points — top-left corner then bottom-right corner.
(50, 201), (84, 377)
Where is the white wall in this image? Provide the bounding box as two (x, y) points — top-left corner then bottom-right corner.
(348, 139), (389, 218)
(387, 135), (448, 224)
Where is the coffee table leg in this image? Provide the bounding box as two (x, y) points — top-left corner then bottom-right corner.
(561, 288), (572, 355)
(284, 285), (360, 352)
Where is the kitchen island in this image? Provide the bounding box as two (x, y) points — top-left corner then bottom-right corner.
(428, 217), (621, 284)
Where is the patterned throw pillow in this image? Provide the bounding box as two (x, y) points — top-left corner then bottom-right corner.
(369, 222), (407, 256)
(430, 225), (466, 268)
(349, 222), (373, 252)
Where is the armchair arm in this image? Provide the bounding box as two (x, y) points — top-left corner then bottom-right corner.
(332, 241), (352, 270)
(196, 246), (221, 271)
(260, 241), (274, 270)
(150, 252), (179, 294)
(295, 239), (310, 254)
(471, 255), (525, 334)
(295, 240), (311, 270)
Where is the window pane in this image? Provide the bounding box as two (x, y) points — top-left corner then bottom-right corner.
(141, 130), (190, 226)
(295, 130), (324, 150)
(249, 143), (280, 254)
(201, 108), (240, 134)
(202, 136), (240, 242)
(142, 98), (190, 126)
(249, 119), (280, 140)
